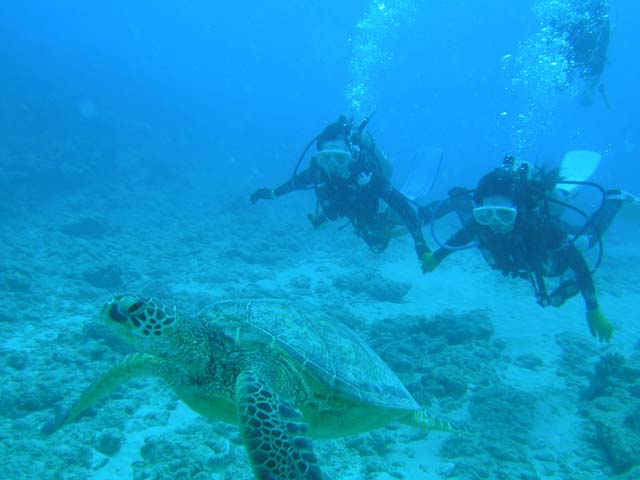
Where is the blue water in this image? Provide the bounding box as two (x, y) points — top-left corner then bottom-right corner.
(1, 1), (639, 479)
(2, 0), (638, 199)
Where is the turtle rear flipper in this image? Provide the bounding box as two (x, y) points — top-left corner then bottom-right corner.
(407, 408), (474, 436)
(42, 353), (165, 435)
(236, 368), (323, 480)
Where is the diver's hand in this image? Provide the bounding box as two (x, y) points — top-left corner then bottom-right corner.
(250, 188), (275, 204)
(421, 252), (441, 274)
(586, 307), (613, 342)
(357, 171), (372, 187)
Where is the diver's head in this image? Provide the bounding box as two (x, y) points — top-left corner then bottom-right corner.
(471, 156), (562, 233)
(475, 156), (543, 208)
(316, 115), (352, 150)
(473, 159), (523, 234)
(475, 162), (520, 204)
(313, 115), (355, 179)
(473, 194), (518, 234)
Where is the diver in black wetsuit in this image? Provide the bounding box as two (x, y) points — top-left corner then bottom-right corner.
(423, 156), (624, 342)
(250, 116), (431, 268)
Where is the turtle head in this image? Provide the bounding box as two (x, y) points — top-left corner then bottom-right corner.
(101, 294), (179, 345)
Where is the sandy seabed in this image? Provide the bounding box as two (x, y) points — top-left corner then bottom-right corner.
(1, 184), (638, 480)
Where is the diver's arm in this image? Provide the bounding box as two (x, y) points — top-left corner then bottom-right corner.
(420, 225), (474, 273)
(383, 184), (430, 258)
(566, 243), (613, 342)
(433, 227), (475, 262)
(419, 198), (455, 224)
(419, 187), (474, 225)
(566, 245), (598, 310)
(273, 167), (318, 197)
(251, 167), (317, 204)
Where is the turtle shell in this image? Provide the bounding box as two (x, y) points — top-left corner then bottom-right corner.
(200, 300), (419, 411)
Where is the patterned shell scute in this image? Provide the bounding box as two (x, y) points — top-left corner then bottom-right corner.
(203, 300), (419, 411)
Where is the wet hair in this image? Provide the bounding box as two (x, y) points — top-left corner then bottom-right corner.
(475, 162), (561, 210)
(475, 169), (518, 204)
(538, 165), (562, 191)
(316, 115), (351, 150)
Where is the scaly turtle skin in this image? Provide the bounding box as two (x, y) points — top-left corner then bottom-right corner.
(44, 294), (463, 479)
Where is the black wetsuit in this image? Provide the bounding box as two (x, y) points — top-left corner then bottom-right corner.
(434, 208), (598, 311)
(273, 143), (429, 258)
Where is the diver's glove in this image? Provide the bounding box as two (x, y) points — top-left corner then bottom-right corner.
(421, 252), (441, 274)
(586, 307), (614, 343)
(307, 213), (328, 229)
(250, 188), (275, 204)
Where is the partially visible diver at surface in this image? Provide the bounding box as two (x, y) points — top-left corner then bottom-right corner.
(422, 156), (629, 342)
(550, 0), (611, 106)
(250, 115), (432, 270)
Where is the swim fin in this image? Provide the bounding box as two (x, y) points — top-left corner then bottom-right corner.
(559, 150), (601, 193)
(398, 146), (444, 201)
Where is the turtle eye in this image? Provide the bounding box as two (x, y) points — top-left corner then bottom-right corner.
(127, 301), (144, 313)
(109, 303), (128, 323)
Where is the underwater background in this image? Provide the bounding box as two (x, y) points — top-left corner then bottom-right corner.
(1, 0), (639, 479)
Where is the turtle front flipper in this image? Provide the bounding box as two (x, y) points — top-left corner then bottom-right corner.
(42, 353), (165, 435)
(235, 368), (323, 480)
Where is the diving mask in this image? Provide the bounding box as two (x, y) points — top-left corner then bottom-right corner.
(313, 149), (353, 179)
(473, 205), (518, 233)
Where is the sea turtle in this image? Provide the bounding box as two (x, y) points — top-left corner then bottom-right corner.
(44, 294), (464, 479)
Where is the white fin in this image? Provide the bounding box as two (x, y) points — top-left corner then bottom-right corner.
(398, 146), (444, 201)
(559, 150), (602, 192)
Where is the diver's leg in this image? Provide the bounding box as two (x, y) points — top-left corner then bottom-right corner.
(418, 187), (473, 224)
(548, 280), (580, 307)
(417, 202), (435, 224)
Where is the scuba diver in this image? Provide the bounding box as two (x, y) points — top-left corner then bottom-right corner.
(250, 115), (431, 268)
(550, 0), (611, 106)
(422, 156), (626, 342)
